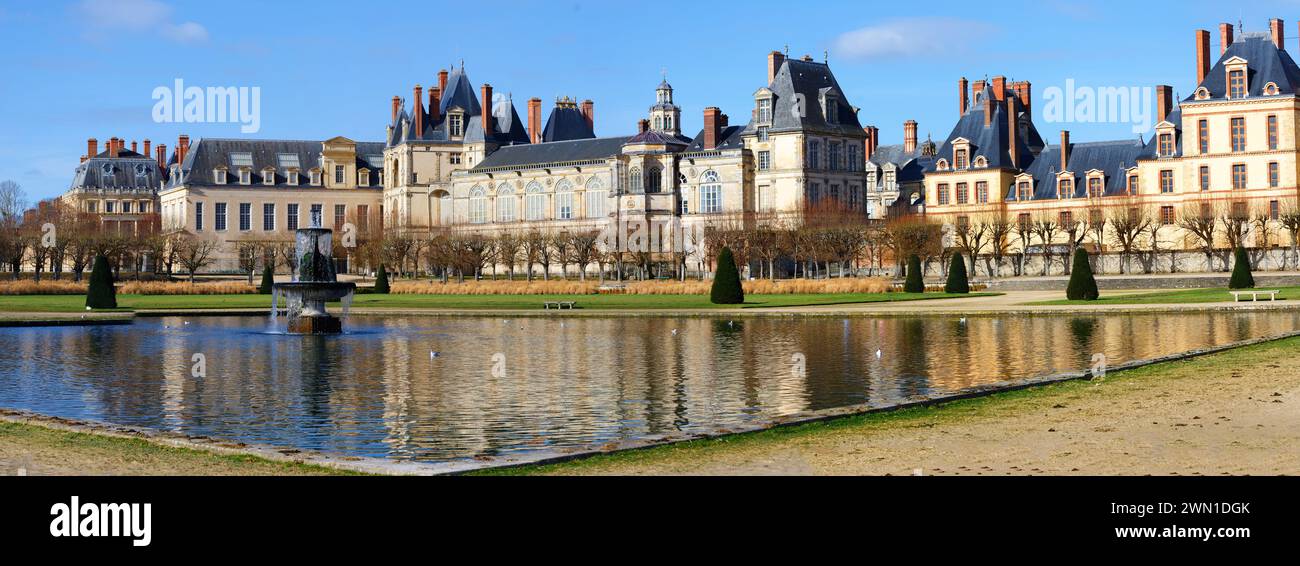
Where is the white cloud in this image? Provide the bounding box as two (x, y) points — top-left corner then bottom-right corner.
(74, 0), (209, 44)
(831, 18), (998, 61)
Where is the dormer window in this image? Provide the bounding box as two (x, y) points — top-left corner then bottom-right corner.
(239, 169), (251, 185)
(1228, 69), (1246, 99)
(287, 170), (299, 185)
(1158, 133), (1174, 156)
(935, 159), (949, 171)
(357, 169), (370, 186)
(1058, 177), (1074, 199)
(955, 149), (969, 170)
(1087, 173), (1104, 198)
(1264, 82), (1280, 95)
(449, 112), (464, 137)
(1194, 87), (1211, 101)
(756, 96), (773, 124)
(262, 168), (275, 185)
(309, 169), (322, 186)
(973, 156), (987, 168)
(213, 168), (227, 184)
(821, 93), (838, 124)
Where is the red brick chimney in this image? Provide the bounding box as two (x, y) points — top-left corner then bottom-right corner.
(413, 84), (424, 136)
(1196, 29), (1211, 85)
(429, 87), (441, 125)
(481, 84), (494, 135)
(1272, 18), (1285, 50)
(143, 139), (151, 158)
(177, 135), (190, 165)
(130, 141), (137, 154)
(581, 99), (594, 131)
(904, 120), (918, 153)
(108, 137), (119, 158)
(391, 95), (401, 123)
(1011, 81), (1032, 114)
(958, 77), (969, 116)
(1156, 85), (1173, 123)
(703, 107), (721, 150)
(1220, 22), (1234, 55)
(1060, 130), (1070, 172)
(527, 98), (542, 143)
(87, 138), (98, 159)
(983, 89), (994, 127)
(768, 50), (785, 85)
(438, 69), (449, 94)
(870, 126), (879, 154)
(638, 119), (649, 134)
(863, 127), (875, 161)
(156, 144), (167, 170)
(1007, 95), (1019, 166)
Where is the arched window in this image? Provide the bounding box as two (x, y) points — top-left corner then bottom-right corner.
(628, 167), (642, 193)
(525, 182), (545, 221)
(496, 184), (516, 222)
(469, 186), (487, 224)
(555, 180), (574, 220)
(434, 191), (453, 226)
(585, 177), (607, 219)
(646, 167), (663, 193)
(700, 170), (722, 213)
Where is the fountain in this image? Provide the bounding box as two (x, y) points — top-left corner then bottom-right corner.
(272, 227), (356, 334)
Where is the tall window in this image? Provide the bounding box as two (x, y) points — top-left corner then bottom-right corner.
(195, 202), (204, 231)
(1160, 206), (1175, 225)
(449, 114), (463, 137)
(1059, 210), (1074, 228)
(1088, 177), (1103, 198)
(1268, 115), (1279, 150)
(1127, 174), (1138, 195)
(238, 203), (251, 231)
(758, 151), (771, 171)
(1232, 164), (1247, 189)
(1231, 117), (1246, 152)
(469, 187), (487, 224)
(628, 168), (642, 192)
(955, 149), (968, 170)
(1270, 162), (1280, 187)
(1017, 181), (1031, 201)
(757, 98), (772, 123)
(585, 178), (607, 219)
(334, 165), (345, 184)
(215, 202), (227, 231)
(1198, 119), (1209, 154)
(847, 144), (859, 172)
(525, 183), (545, 220)
(646, 167), (662, 193)
(287, 203), (299, 231)
(357, 205), (370, 230)
(1158, 133), (1173, 156)
(828, 142), (841, 171)
(1271, 200), (1281, 220)
(758, 185), (773, 211)
(1229, 69), (1246, 99)
(956, 182), (969, 204)
(701, 171), (722, 213)
(976, 181), (989, 203)
(807, 140), (821, 169)
(937, 183), (950, 205)
(263, 203), (275, 231)
(1160, 170), (1174, 193)
(334, 204), (346, 228)
(556, 181), (574, 220)
(1200, 166), (1210, 191)
(310, 204), (323, 227)
(496, 186), (516, 222)
(1058, 178), (1073, 198)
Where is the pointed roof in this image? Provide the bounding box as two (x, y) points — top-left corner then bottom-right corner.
(926, 83), (1042, 172)
(743, 57), (864, 136)
(542, 104), (595, 142)
(1189, 32), (1300, 101)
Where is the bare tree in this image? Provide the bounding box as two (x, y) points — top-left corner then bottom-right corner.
(175, 234), (221, 283)
(1179, 202), (1219, 271)
(1107, 204), (1151, 275)
(1279, 198), (1300, 270)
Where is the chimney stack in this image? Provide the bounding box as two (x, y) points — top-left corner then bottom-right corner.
(177, 135), (190, 165)
(903, 120), (918, 153)
(1156, 85), (1173, 123)
(108, 137), (119, 158)
(156, 144), (167, 170)
(438, 69), (449, 94)
(1273, 18), (1286, 50)
(984, 88), (994, 127)
(130, 141), (137, 154)
(703, 107), (721, 150)
(863, 127), (875, 161)
(1007, 95), (1019, 166)
(429, 87), (441, 125)
(143, 139), (151, 158)
(481, 84), (494, 135)
(527, 98), (542, 143)
(870, 126), (879, 154)
(413, 85), (424, 136)
(581, 99), (594, 131)
(767, 50), (785, 85)
(991, 76), (1007, 101)
(1011, 81), (1032, 113)
(87, 138), (98, 159)
(1060, 130), (1070, 172)
(1220, 22), (1234, 55)
(1196, 29), (1211, 85)
(958, 77), (969, 116)
(637, 119), (649, 134)
(391, 96), (401, 124)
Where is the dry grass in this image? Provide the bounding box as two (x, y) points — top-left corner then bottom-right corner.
(391, 280), (600, 295)
(117, 281), (258, 295)
(0, 280), (87, 295)
(388, 278), (896, 296)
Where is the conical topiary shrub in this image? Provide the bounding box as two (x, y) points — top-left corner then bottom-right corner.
(1229, 247), (1255, 289)
(258, 264), (275, 294)
(710, 247), (744, 304)
(85, 255), (117, 309)
(374, 265), (390, 294)
(903, 255), (925, 293)
(1066, 248), (1100, 301)
(945, 252), (970, 294)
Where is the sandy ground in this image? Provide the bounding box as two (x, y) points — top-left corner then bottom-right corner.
(533, 337), (1300, 476)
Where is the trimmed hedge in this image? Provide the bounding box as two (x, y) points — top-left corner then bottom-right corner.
(1066, 248), (1100, 301)
(710, 247), (745, 304)
(85, 255), (117, 309)
(1229, 247), (1255, 289)
(945, 252), (970, 294)
(903, 255), (925, 293)
(374, 265), (390, 294)
(258, 265), (275, 294)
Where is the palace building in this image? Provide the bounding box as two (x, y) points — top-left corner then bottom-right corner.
(61, 137), (168, 234)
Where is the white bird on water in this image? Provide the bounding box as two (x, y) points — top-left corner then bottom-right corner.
(875, 349), (882, 359)
(671, 328), (678, 336)
(430, 351), (440, 359)
(959, 317), (967, 324)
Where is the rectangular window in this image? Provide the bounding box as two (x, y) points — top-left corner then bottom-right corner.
(357, 205), (369, 230)
(1059, 210), (1073, 228)
(195, 202), (204, 231)
(1198, 119), (1209, 154)
(122, 201), (131, 213)
(1088, 177), (1103, 198)
(757, 127), (769, 142)
(1229, 69), (1246, 99)
(335, 165), (345, 184)
(758, 151), (771, 171)
(1233, 201), (1248, 220)
(262, 203), (275, 231)
(1232, 164), (1247, 189)
(1158, 133), (1173, 156)
(1271, 200), (1281, 220)
(758, 185), (773, 211)
(1200, 166), (1210, 191)
(956, 182), (969, 204)
(287, 204), (299, 231)
(757, 98), (772, 123)
(1268, 115), (1279, 150)
(1017, 181), (1031, 201)
(937, 183), (950, 205)
(238, 203), (251, 231)
(334, 204), (346, 228)
(808, 182), (820, 204)
(1160, 206), (1175, 225)
(847, 144), (859, 172)
(239, 170), (251, 185)
(215, 203), (228, 231)
(1127, 174), (1138, 195)
(955, 149), (968, 170)
(310, 204), (323, 227)
(1017, 213), (1030, 228)
(1270, 162), (1280, 188)
(1231, 117), (1246, 152)
(1160, 170), (1174, 193)
(557, 191), (573, 220)
(807, 141), (820, 169)
(828, 142), (841, 171)
(450, 114), (463, 137)
(1058, 178), (1073, 198)
(976, 181), (988, 203)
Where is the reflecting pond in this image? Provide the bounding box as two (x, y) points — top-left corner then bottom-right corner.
(0, 312), (1295, 463)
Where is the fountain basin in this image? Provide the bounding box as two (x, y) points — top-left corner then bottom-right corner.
(273, 281), (357, 335)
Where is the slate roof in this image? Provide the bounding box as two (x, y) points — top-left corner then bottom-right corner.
(684, 125), (746, 152)
(386, 66), (530, 147)
(926, 84), (1043, 172)
(624, 129), (691, 146)
(472, 136), (632, 170)
(72, 154), (163, 191)
(869, 143), (935, 185)
(1138, 105), (1184, 160)
(1190, 32), (1300, 101)
(743, 58), (866, 137)
(542, 105), (595, 142)
(170, 138), (385, 188)
(1015, 139), (1146, 200)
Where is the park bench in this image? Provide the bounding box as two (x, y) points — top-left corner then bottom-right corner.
(543, 300), (577, 310)
(1230, 290), (1280, 302)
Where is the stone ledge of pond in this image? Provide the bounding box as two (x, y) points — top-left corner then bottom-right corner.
(0, 408), (447, 476)
(0, 315), (134, 327)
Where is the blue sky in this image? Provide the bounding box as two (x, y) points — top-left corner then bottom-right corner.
(0, 0), (1296, 201)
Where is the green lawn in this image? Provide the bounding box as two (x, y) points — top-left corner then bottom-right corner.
(1030, 285), (1300, 306)
(0, 292), (995, 313)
